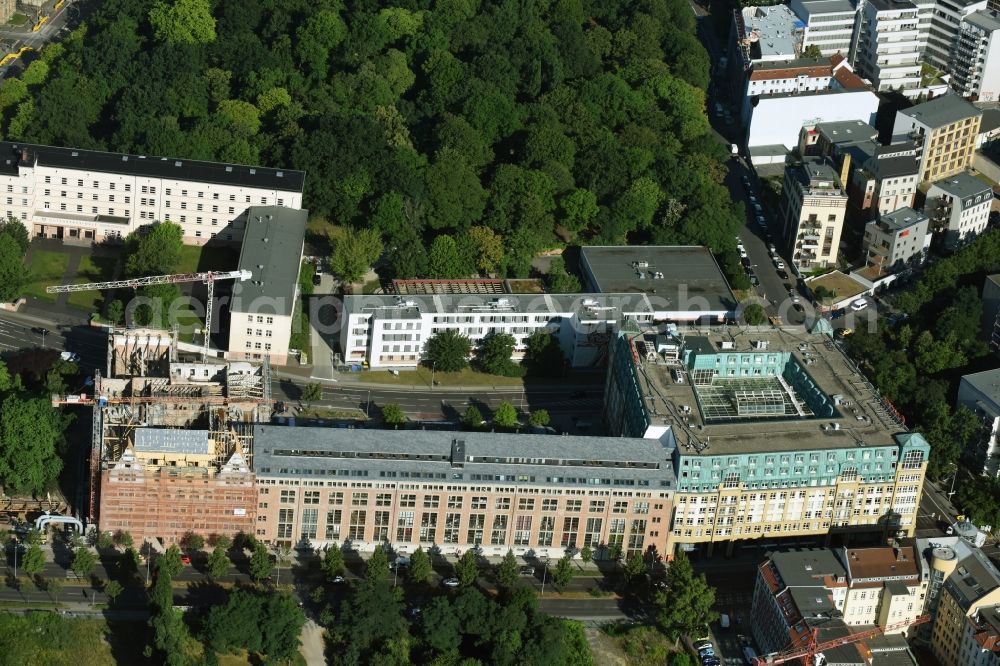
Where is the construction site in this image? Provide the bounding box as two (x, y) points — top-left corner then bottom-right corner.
(61, 327), (273, 545)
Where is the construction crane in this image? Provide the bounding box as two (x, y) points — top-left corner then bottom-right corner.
(754, 615), (931, 665)
(46, 269), (252, 359)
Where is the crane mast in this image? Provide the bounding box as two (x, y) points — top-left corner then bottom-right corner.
(46, 269), (252, 359)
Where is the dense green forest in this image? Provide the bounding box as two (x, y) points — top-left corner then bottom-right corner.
(0, 0), (745, 282)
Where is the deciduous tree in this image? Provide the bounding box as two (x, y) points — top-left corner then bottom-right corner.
(124, 222), (183, 277)
(476, 332), (520, 376)
(407, 546), (432, 584)
(149, 0), (217, 45)
(330, 227), (383, 284)
(71, 547), (97, 578)
(656, 550), (718, 640)
(497, 550), (519, 591)
(0, 394), (68, 495)
(425, 329), (471, 372)
(492, 401), (519, 429)
(552, 556), (574, 591)
(249, 544), (272, 583)
(366, 545), (389, 585)
(455, 550), (478, 587)
(207, 545), (230, 580)
(322, 543), (346, 580)
(461, 405), (484, 430)
(0, 234), (25, 302)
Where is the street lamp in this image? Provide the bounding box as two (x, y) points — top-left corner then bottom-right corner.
(430, 361), (436, 390)
(540, 558), (549, 596)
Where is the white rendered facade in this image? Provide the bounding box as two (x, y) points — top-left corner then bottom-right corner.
(792, 0), (862, 56)
(746, 88), (880, 150)
(0, 143), (304, 246)
(951, 10), (1000, 101)
(852, 0), (923, 95)
(921, 0), (989, 69)
(927, 172), (994, 250)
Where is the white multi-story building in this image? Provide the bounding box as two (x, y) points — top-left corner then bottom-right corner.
(340, 246), (737, 370)
(792, 0), (861, 56)
(0, 142), (305, 246)
(228, 206), (307, 366)
(744, 58), (880, 157)
(851, 0), (924, 95)
(918, 0), (989, 69)
(951, 9), (1000, 101)
(958, 369), (1000, 477)
(926, 170), (994, 250)
(863, 207), (931, 275)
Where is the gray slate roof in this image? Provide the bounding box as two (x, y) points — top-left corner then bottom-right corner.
(898, 94), (981, 129)
(231, 206), (307, 317)
(253, 425), (677, 489)
(960, 368), (1000, 409)
(931, 171), (994, 200)
(0, 142), (305, 192)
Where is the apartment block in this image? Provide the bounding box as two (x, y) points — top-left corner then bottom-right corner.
(892, 94), (982, 183)
(957, 369), (1000, 477)
(926, 538), (1000, 666)
(926, 170), (994, 250)
(752, 545), (927, 659)
(863, 207), (931, 275)
(253, 425), (675, 559)
(340, 246), (736, 369)
(604, 327), (930, 557)
(918, 0), (989, 70)
(812, 120), (920, 219)
(951, 9), (1000, 102)
(792, 0), (860, 56)
(0, 142), (304, 245)
(982, 275), (1000, 352)
(781, 157), (849, 271)
(228, 206), (306, 365)
(852, 0), (924, 95)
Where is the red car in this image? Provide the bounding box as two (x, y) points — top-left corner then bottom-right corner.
(180, 555), (192, 565)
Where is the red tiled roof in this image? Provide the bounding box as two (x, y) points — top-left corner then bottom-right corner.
(750, 65), (832, 81)
(831, 52), (846, 68)
(833, 66), (868, 91)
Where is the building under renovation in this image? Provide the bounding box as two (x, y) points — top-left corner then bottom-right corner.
(86, 328), (271, 544)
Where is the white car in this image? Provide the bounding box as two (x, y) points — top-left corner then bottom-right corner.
(788, 289), (800, 303)
(774, 259), (784, 270)
(850, 298), (868, 312)
(753, 203), (763, 215)
(739, 247), (748, 259)
(442, 577), (461, 587)
(60, 351), (80, 363)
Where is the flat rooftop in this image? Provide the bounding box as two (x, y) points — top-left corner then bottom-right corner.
(960, 368), (1000, 407)
(393, 279), (507, 295)
(931, 170), (994, 200)
(967, 8), (1000, 32)
(231, 206), (307, 317)
(806, 270), (868, 303)
(579, 245), (736, 312)
(866, 0), (916, 11)
(742, 5), (804, 58)
(898, 94), (981, 129)
(134, 428), (210, 455)
(770, 548), (848, 587)
(795, 0), (857, 15)
(817, 120), (878, 145)
(878, 207), (927, 231)
(253, 425), (677, 489)
(628, 326), (907, 455)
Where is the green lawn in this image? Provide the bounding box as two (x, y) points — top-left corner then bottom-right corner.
(176, 244), (239, 274)
(6, 12), (28, 26)
(66, 253), (120, 312)
(353, 366), (526, 387)
(173, 301), (203, 343)
(23, 250), (70, 301)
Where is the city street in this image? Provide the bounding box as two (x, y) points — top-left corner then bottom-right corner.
(0, 0), (87, 79)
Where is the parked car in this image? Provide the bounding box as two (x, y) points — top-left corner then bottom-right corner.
(773, 259), (784, 270)
(312, 273), (322, 286)
(768, 243), (777, 255)
(850, 298), (868, 312)
(60, 351), (80, 363)
(442, 577), (461, 587)
(752, 203), (763, 215)
(693, 640), (713, 650)
(180, 555), (192, 566)
(331, 575), (346, 584)
(519, 566), (535, 576)
(776, 269), (788, 280)
(720, 613), (731, 629)
(741, 175), (751, 189)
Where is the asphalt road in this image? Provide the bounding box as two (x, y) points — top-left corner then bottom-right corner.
(0, 0), (83, 51)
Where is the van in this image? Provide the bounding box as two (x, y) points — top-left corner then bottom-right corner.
(730, 144), (739, 156)
(720, 613), (731, 629)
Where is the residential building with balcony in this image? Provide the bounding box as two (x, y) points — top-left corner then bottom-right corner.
(780, 157), (849, 271)
(891, 94), (982, 182)
(252, 425), (675, 559)
(957, 368), (1000, 477)
(951, 9), (1000, 102)
(926, 170), (994, 250)
(811, 121), (920, 220)
(925, 536), (1000, 666)
(0, 142), (305, 246)
(851, 0), (924, 95)
(604, 327), (930, 557)
(751, 545), (928, 658)
(792, 0), (861, 56)
(917, 0), (989, 70)
(862, 207), (930, 275)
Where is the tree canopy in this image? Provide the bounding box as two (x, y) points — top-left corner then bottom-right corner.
(3, 0), (740, 282)
(425, 329), (472, 372)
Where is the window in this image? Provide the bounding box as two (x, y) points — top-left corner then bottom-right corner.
(589, 500), (606, 512)
(612, 501), (628, 514)
(376, 493), (392, 507)
(471, 496), (487, 510)
(444, 513), (462, 543)
(328, 492), (343, 505)
(447, 495), (463, 509)
(325, 510), (342, 540)
(351, 493), (368, 506)
(566, 499), (582, 512)
(301, 508), (318, 540)
(348, 510), (367, 541)
(400, 494), (416, 507)
(396, 511), (414, 542)
(277, 508), (294, 540)
(374, 511), (390, 541)
(518, 498), (535, 511)
(538, 516), (555, 546)
(542, 499), (558, 512)
(495, 497), (511, 510)
(561, 517), (580, 547)
(491, 515), (508, 545)
(584, 518), (603, 547)
(514, 516), (532, 546)
(280, 490), (296, 503)
(304, 491), (320, 505)
(423, 495), (440, 509)
(419, 513), (438, 542)
(467, 514), (485, 544)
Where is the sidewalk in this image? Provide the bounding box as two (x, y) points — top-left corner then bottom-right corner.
(272, 366), (606, 393)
